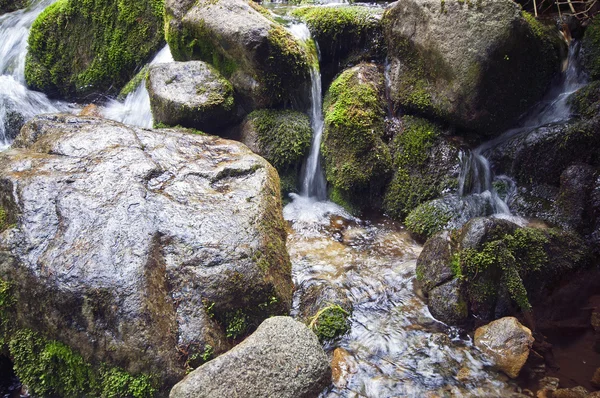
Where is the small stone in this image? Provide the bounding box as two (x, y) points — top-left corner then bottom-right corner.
(331, 347), (356, 388)
(592, 367), (600, 388)
(456, 367), (471, 382)
(591, 310), (600, 332)
(79, 104), (102, 117)
(474, 317), (534, 378)
(538, 376), (560, 391)
(552, 386), (589, 398)
(536, 389), (553, 398)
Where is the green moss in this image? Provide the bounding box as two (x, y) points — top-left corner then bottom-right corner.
(153, 122), (205, 135)
(248, 109), (312, 170)
(308, 304), (350, 342)
(584, 17), (600, 80)
(321, 64), (391, 207)
(405, 201), (452, 239)
(119, 65), (149, 99)
(224, 309), (248, 339)
(329, 186), (360, 215)
(26, 0), (165, 99)
(569, 80), (600, 119)
(383, 116), (447, 221)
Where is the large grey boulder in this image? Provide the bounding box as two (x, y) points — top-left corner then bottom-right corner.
(169, 316), (331, 398)
(165, 0), (312, 110)
(147, 61), (239, 134)
(0, 114), (292, 389)
(383, 0), (563, 136)
(474, 317), (534, 378)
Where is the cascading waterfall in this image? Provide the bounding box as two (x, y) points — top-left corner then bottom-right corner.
(458, 41), (586, 217)
(101, 45), (174, 128)
(0, 0), (70, 148)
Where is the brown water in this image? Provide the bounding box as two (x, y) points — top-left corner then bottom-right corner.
(283, 196), (522, 397)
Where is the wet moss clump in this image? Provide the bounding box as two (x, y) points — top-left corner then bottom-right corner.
(383, 116), (454, 221)
(25, 0), (165, 99)
(583, 16), (600, 80)
(309, 304), (350, 342)
(322, 64), (392, 210)
(118, 65), (149, 99)
(405, 201), (453, 239)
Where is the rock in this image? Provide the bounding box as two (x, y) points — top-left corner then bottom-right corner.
(331, 347), (356, 388)
(456, 367), (471, 383)
(552, 386), (589, 398)
(0, 0), (28, 15)
(25, 0), (164, 99)
(0, 114), (293, 392)
(554, 164), (596, 231)
(383, 116), (460, 221)
(321, 63), (392, 210)
(169, 316), (331, 398)
(383, 0), (563, 136)
(538, 376), (560, 391)
(592, 367), (600, 388)
(0, 107), (25, 142)
(239, 109), (312, 196)
(415, 231), (454, 294)
(592, 310), (600, 332)
(583, 17), (600, 80)
(474, 317), (534, 378)
(428, 278), (469, 325)
(165, 0), (311, 110)
(458, 217), (519, 251)
(147, 61), (238, 134)
(290, 6), (385, 85)
(79, 104), (103, 118)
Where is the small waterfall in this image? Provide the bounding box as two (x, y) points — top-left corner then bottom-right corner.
(102, 45), (174, 129)
(288, 23), (327, 200)
(458, 42), (586, 217)
(0, 0), (68, 148)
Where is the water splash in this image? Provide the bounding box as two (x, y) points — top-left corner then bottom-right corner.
(101, 45), (174, 128)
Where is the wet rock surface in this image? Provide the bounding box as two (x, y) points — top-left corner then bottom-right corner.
(0, 114), (292, 389)
(147, 61), (239, 133)
(474, 317), (534, 378)
(383, 0), (562, 136)
(169, 316), (331, 398)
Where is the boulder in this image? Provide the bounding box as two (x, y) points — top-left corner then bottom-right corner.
(0, 114), (292, 393)
(474, 317), (534, 378)
(290, 6), (385, 85)
(165, 0), (312, 110)
(239, 109), (312, 196)
(321, 63), (392, 210)
(583, 17), (600, 80)
(383, 116), (460, 221)
(147, 61), (238, 134)
(25, 0), (164, 99)
(427, 278), (469, 325)
(383, 0), (563, 136)
(0, 0), (27, 15)
(169, 316), (331, 398)
(415, 231), (454, 294)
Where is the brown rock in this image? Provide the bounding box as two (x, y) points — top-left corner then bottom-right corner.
(331, 347), (356, 388)
(474, 317), (534, 378)
(592, 367), (600, 389)
(456, 367), (471, 382)
(539, 377), (560, 391)
(552, 386), (589, 398)
(79, 104), (102, 117)
(592, 310), (600, 332)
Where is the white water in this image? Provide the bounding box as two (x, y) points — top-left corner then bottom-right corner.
(0, 0), (71, 149)
(101, 45), (174, 128)
(457, 42), (586, 220)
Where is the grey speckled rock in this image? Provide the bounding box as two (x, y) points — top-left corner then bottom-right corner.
(428, 278), (469, 325)
(474, 317), (534, 378)
(415, 231), (453, 294)
(147, 61), (239, 134)
(169, 316), (331, 398)
(0, 114), (292, 390)
(383, 0), (563, 136)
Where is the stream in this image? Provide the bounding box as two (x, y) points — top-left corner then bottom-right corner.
(0, 0), (589, 397)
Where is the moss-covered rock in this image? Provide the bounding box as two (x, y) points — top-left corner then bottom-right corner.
(383, 116), (460, 221)
(417, 217), (589, 326)
(25, 0), (165, 100)
(321, 63), (392, 210)
(583, 17), (600, 80)
(240, 109), (312, 197)
(0, 0), (28, 15)
(147, 61), (238, 134)
(290, 6), (384, 85)
(165, 0), (312, 110)
(383, 0), (564, 136)
(308, 304), (351, 343)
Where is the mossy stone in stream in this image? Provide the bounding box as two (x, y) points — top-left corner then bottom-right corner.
(0, 0), (28, 15)
(321, 63), (392, 211)
(25, 0), (165, 100)
(583, 17), (600, 80)
(309, 304), (351, 342)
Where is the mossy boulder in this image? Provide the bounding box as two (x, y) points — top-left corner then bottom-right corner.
(147, 61), (239, 134)
(383, 0), (564, 136)
(321, 63), (392, 210)
(25, 0), (165, 100)
(165, 0), (312, 110)
(417, 217), (589, 326)
(383, 116), (460, 221)
(240, 109), (312, 197)
(0, 0), (28, 15)
(583, 17), (600, 80)
(290, 6), (385, 85)
(0, 114), (293, 393)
